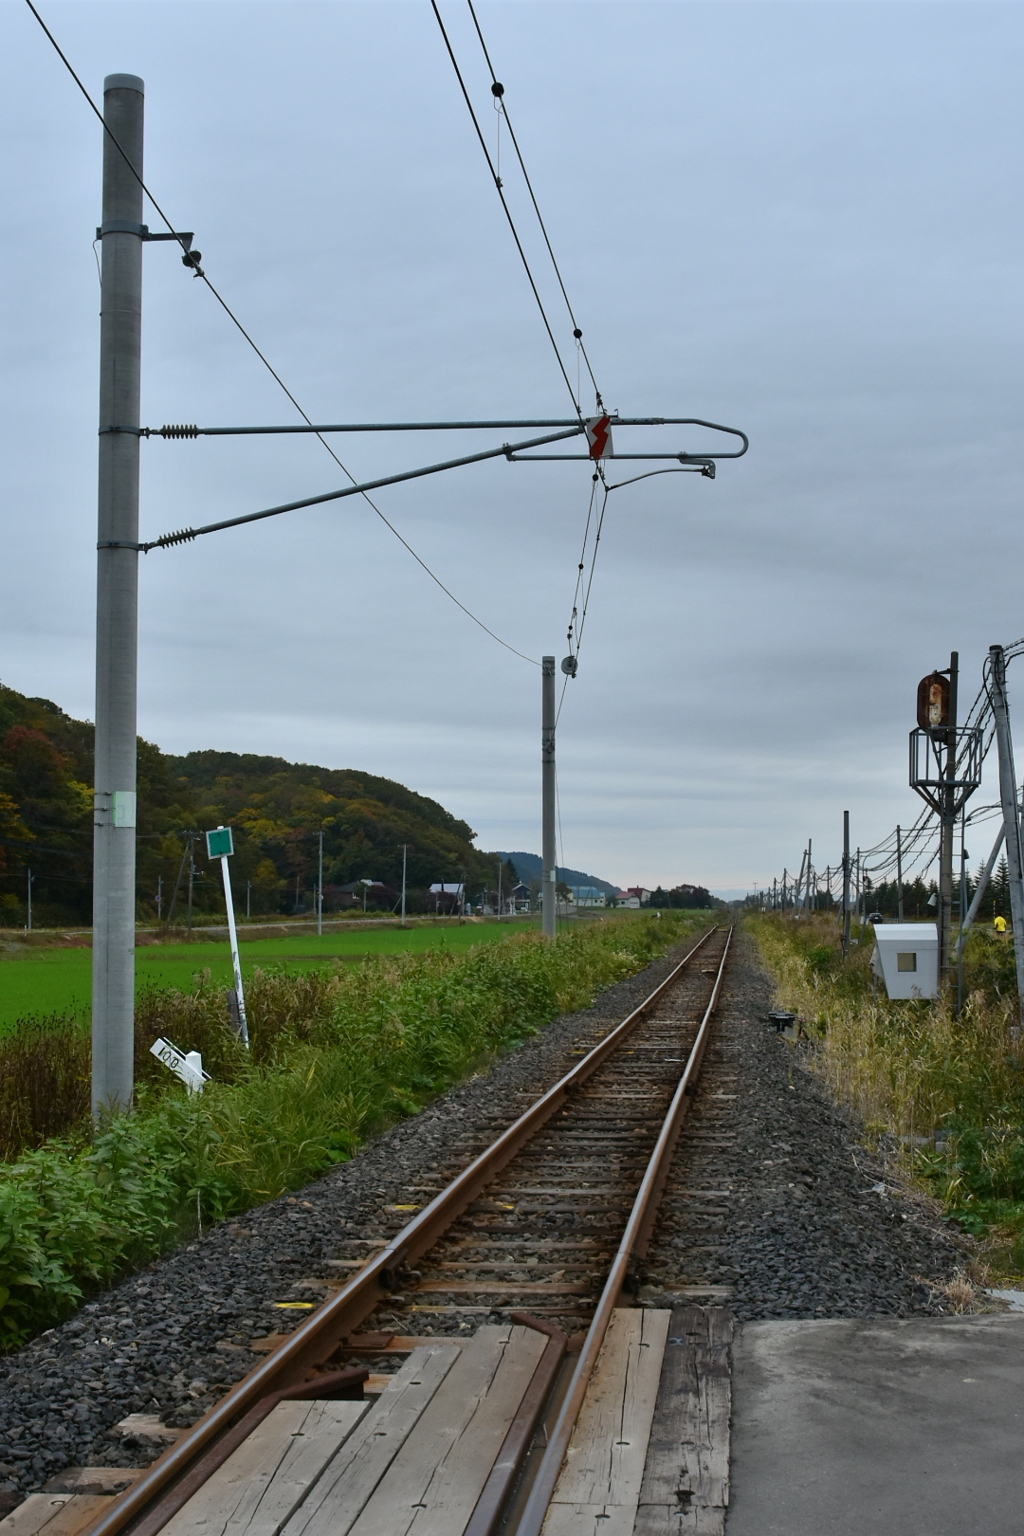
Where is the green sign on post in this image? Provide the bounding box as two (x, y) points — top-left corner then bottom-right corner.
(205, 825), (248, 1047)
(206, 825), (234, 859)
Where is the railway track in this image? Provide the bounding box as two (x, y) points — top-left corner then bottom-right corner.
(74, 924), (734, 1536)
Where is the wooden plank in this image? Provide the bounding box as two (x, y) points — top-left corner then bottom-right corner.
(281, 1345), (460, 1536)
(543, 1308), (670, 1535)
(633, 1305), (734, 1536)
(349, 1324), (548, 1536)
(159, 1398), (368, 1536)
(0, 1494), (111, 1536)
(541, 1504), (637, 1536)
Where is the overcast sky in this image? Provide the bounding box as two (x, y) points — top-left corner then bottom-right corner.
(2, 0), (1022, 894)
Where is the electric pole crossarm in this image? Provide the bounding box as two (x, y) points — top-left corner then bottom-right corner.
(137, 425), (588, 551)
(139, 416), (749, 453)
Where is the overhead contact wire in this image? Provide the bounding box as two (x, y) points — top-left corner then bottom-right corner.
(25, 0), (537, 668)
(464, 0), (601, 404)
(428, 0), (584, 417)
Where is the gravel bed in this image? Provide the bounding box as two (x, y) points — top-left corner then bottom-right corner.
(644, 930), (968, 1318)
(0, 927), (968, 1509)
(0, 939), (697, 1507)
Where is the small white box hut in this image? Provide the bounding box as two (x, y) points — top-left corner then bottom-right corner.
(870, 923), (939, 1000)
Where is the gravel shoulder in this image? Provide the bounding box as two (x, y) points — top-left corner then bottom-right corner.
(0, 926), (968, 1508)
(645, 930), (968, 1318)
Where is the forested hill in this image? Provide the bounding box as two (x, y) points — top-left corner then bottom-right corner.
(0, 683), (514, 926)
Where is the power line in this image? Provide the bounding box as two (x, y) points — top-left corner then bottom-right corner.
(464, 0), (602, 407)
(428, 0), (585, 417)
(24, 0), (537, 667)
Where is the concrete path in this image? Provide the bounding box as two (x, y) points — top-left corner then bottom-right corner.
(727, 1314), (1024, 1535)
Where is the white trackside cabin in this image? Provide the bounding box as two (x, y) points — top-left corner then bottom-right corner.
(870, 922), (939, 1000)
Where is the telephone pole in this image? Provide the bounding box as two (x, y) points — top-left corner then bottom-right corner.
(92, 75), (145, 1117)
(896, 824), (904, 920)
(842, 811), (851, 957)
(939, 652), (959, 979)
(542, 657), (556, 939)
(988, 645), (1024, 1014)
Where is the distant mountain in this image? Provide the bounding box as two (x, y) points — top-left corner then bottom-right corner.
(494, 852), (616, 896)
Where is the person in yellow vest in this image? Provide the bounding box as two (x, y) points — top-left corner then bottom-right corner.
(994, 914), (1008, 934)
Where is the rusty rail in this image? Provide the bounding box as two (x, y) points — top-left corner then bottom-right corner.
(511, 926), (733, 1536)
(81, 925), (720, 1536)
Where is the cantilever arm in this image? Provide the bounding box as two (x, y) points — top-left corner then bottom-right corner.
(118, 425), (588, 552)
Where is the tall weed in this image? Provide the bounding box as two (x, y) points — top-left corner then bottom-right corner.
(749, 913), (1024, 1260)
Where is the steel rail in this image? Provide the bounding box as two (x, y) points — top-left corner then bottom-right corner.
(80, 926), (720, 1536)
(512, 926), (734, 1536)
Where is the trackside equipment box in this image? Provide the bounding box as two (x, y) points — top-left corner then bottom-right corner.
(870, 922), (939, 1000)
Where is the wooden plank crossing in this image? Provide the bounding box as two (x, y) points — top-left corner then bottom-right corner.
(0, 1495), (112, 1536)
(634, 1306), (733, 1536)
(348, 1324), (547, 1536)
(281, 1345), (460, 1536)
(160, 1399), (370, 1536)
(541, 1308), (671, 1536)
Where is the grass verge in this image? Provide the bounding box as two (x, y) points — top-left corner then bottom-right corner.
(0, 919), (534, 1031)
(748, 912), (1024, 1287)
(0, 912), (706, 1350)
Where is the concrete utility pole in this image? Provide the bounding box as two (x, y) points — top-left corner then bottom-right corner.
(400, 844), (409, 926)
(896, 825), (904, 921)
(842, 811), (851, 958)
(793, 850), (806, 911)
(317, 829), (324, 937)
(542, 656), (557, 939)
(92, 75), (145, 1117)
(988, 645), (1024, 1014)
(938, 652), (959, 980)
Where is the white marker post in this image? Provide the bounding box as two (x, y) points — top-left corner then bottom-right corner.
(206, 825), (249, 1047)
(149, 1037), (209, 1093)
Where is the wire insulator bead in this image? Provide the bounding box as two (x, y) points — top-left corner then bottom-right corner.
(160, 424), (199, 439)
(491, 81), (504, 98)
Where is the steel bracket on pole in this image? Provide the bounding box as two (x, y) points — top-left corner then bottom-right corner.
(96, 222), (195, 246)
(909, 726), (983, 817)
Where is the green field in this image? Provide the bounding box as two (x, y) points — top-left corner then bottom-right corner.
(0, 921), (535, 1030)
